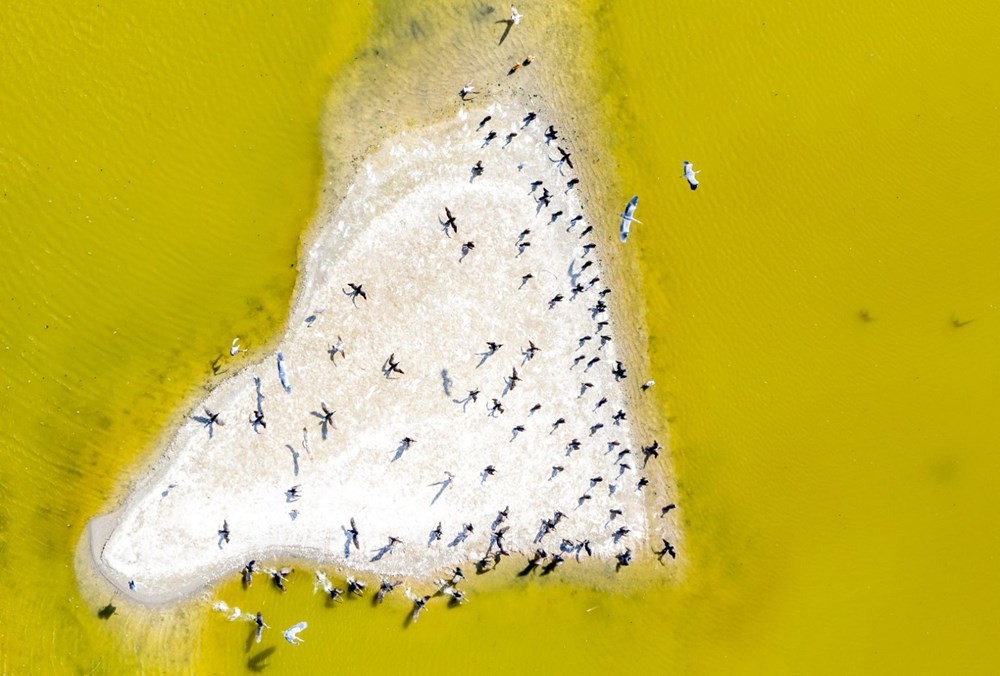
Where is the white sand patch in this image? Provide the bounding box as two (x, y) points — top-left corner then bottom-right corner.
(90, 100), (664, 604)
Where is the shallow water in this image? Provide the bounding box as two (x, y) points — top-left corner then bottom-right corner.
(2, 0), (999, 673)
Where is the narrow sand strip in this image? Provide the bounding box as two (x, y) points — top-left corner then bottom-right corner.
(90, 98), (668, 604)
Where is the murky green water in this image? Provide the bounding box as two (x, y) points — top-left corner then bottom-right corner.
(2, 1), (998, 673)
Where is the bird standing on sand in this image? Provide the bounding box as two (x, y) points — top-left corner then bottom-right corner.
(510, 5), (523, 25)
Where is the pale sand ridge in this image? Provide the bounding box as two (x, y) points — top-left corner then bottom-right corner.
(89, 99), (670, 604)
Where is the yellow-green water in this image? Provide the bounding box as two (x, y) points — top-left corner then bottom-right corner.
(2, 1), (999, 674)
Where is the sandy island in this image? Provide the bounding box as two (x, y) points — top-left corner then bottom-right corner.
(86, 97), (678, 605)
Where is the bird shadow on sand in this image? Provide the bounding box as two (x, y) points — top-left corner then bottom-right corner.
(497, 19), (514, 45)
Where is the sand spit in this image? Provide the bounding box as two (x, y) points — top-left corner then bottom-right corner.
(89, 99), (676, 604)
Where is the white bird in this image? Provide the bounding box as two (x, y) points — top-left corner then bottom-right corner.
(315, 570), (334, 595)
(460, 83), (478, 99)
(230, 338), (244, 356)
(682, 161), (700, 190)
(619, 195), (641, 243)
(510, 5), (523, 24)
(283, 621), (308, 645)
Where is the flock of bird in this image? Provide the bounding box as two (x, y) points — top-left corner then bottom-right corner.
(158, 4), (689, 641)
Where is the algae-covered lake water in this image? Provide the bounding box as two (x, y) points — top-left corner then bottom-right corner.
(2, 1), (998, 673)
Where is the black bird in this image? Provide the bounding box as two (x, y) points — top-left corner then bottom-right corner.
(318, 401), (335, 427)
(616, 448), (631, 461)
(518, 228), (532, 241)
(580, 260), (593, 271)
(343, 282), (367, 304)
(442, 207), (458, 235)
(619, 462), (632, 475)
(347, 577), (367, 596)
(529, 403), (542, 414)
(383, 353), (405, 378)
(582, 243), (597, 255)
(586, 356), (601, 370)
(523, 340), (540, 360)
(548, 294), (564, 309)
(520, 273), (534, 288)
(590, 422), (604, 435)
(544, 125), (559, 143)
(599, 335), (612, 350)
(566, 438), (581, 453)
(661, 503), (677, 517)
(430, 522), (443, 541)
(486, 341), (503, 354)
(467, 389), (480, 403)
(483, 130), (497, 145)
(461, 241), (475, 258)
(572, 355), (586, 367)
(612, 410), (627, 425)
(529, 179), (544, 192)
(508, 367), (521, 390)
(478, 115), (492, 130)
(483, 465), (497, 478)
(595, 320), (609, 331)
(657, 539), (677, 560)
(511, 424), (525, 438)
(613, 526), (631, 541)
(549, 210), (564, 223)
(517, 241), (531, 255)
(271, 567), (293, 591)
(536, 187), (552, 208)
(522, 111), (537, 126)
(599, 288), (612, 298)
(642, 441), (661, 466)
(495, 506), (509, 525)
(472, 160), (484, 177)
(580, 381), (594, 395)
(249, 409), (266, 432)
(504, 132), (518, 146)
(347, 518), (360, 549)
(541, 553), (565, 575)
(594, 396), (608, 409)
(490, 398), (505, 416)
(566, 177), (580, 190)
(612, 361), (628, 381)
(579, 225), (594, 238)
(609, 508), (623, 520)
(581, 540), (593, 557)
(616, 548), (633, 568)
(555, 146), (574, 170)
(242, 560), (256, 588)
(587, 276), (600, 288)
(377, 579), (401, 604)
(286, 485), (301, 502)
(218, 520), (230, 544)
(571, 283), (585, 298)
(578, 493), (592, 504)
(637, 477), (649, 490)
(551, 417), (566, 431)
(569, 214), (584, 229)
(590, 476), (604, 486)
(550, 465), (565, 478)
